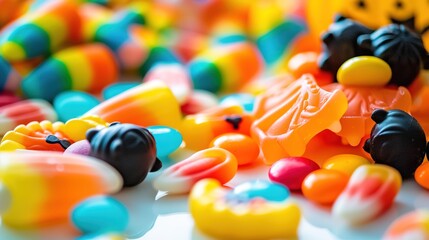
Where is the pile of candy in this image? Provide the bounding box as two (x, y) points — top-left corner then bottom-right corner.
(1, 0), (429, 239)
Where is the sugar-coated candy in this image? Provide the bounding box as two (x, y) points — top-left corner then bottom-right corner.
(269, 157), (320, 191)
(71, 196), (129, 234)
(153, 148), (237, 194)
(252, 74), (348, 164)
(210, 133), (259, 166)
(180, 105), (253, 150)
(87, 122), (162, 187)
(146, 125), (182, 158)
(0, 99), (57, 136)
(0, 56), (21, 92)
(415, 162), (429, 190)
(364, 109), (427, 179)
(0, 151), (122, 227)
(21, 43), (118, 101)
(318, 16), (373, 79)
(102, 82), (140, 100)
(337, 56), (392, 86)
(189, 42), (263, 93)
(64, 140), (91, 156)
(332, 164), (402, 225)
(219, 93), (255, 113)
(180, 89), (218, 115)
(143, 63), (192, 104)
(302, 169), (349, 205)
(190, 179), (301, 240)
(322, 154), (371, 176)
(53, 91), (100, 122)
(383, 210), (429, 240)
(0, 0), (81, 61)
(86, 81), (182, 129)
(358, 24), (429, 87)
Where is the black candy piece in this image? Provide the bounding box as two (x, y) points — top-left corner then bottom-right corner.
(86, 123), (162, 187)
(318, 15), (374, 79)
(363, 109), (427, 179)
(358, 24), (429, 87)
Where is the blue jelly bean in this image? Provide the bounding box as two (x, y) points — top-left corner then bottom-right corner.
(226, 180), (290, 203)
(71, 196), (129, 235)
(147, 125), (182, 157)
(220, 93), (255, 112)
(53, 91), (100, 122)
(102, 82), (140, 100)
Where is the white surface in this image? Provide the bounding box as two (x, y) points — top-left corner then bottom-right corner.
(0, 157), (428, 240)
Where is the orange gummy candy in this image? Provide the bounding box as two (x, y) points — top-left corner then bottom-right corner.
(252, 74), (348, 164)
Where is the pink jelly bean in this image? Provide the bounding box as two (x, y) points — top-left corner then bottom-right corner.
(268, 157), (320, 191)
(332, 164), (402, 225)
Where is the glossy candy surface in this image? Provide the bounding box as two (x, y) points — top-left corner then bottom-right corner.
(302, 169), (349, 205)
(53, 91), (100, 122)
(337, 56), (392, 86)
(0, 151), (122, 227)
(383, 210), (429, 240)
(153, 148), (237, 194)
(146, 125), (182, 158)
(332, 164), (402, 225)
(322, 154), (371, 176)
(415, 162), (429, 190)
(190, 179), (300, 240)
(269, 157), (320, 191)
(210, 133), (259, 166)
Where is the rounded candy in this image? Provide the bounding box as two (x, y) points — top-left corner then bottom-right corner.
(302, 169), (349, 205)
(102, 82), (140, 100)
(53, 91), (100, 122)
(64, 140), (91, 156)
(337, 56), (392, 86)
(147, 125), (182, 157)
(226, 180), (290, 203)
(415, 162), (429, 190)
(153, 148), (238, 194)
(71, 196), (129, 234)
(210, 133), (260, 166)
(269, 157), (320, 191)
(322, 154), (371, 176)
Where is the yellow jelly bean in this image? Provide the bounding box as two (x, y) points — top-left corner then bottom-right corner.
(323, 154), (371, 176)
(337, 56), (392, 86)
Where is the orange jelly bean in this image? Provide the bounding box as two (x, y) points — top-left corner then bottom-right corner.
(301, 169), (349, 205)
(415, 162), (429, 190)
(210, 133), (260, 166)
(252, 74), (348, 164)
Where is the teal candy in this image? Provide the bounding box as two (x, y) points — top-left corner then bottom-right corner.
(53, 91), (100, 121)
(139, 47), (180, 77)
(147, 125), (182, 157)
(71, 196), (129, 235)
(226, 180), (290, 203)
(189, 60), (222, 93)
(220, 93), (255, 112)
(102, 82), (140, 100)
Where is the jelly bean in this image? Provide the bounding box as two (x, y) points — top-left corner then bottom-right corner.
(322, 154), (371, 176)
(71, 196), (129, 234)
(64, 140), (91, 156)
(415, 162), (429, 190)
(332, 164), (402, 225)
(59, 115), (109, 142)
(226, 180), (290, 203)
(180, 90), (218, 115)
(180, 105), (253, 151)
(189, 42), (263, 94)
(0, 99), (57, 136)
(21, 43), (119, 101)
(153, 148), (238, 194)
(190, 179), (301, 240)
(0, 151), (122, 227)
(0, 0), (81, 61)
(210, 133), (259, 166)
(269, 157), (320, 191)
(383, 210), (429, 240)
(337, 56), (392, 86)
(53, 91), (100, 122)
(87, 123), (162, 187)
(102, 82), (140, 100)
(86, 81), (182, 129)
(252, 74), (348, 164)
(147, 125), (182, 157)
(302, 169), (349, 205)
(143, 63), (192, 104)
(364, 109), (426, 179)
(0, 56), (21, 92)
(219, 93), (255, 113)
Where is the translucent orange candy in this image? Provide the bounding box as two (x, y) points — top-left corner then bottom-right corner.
(252, 74), (348, 164)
